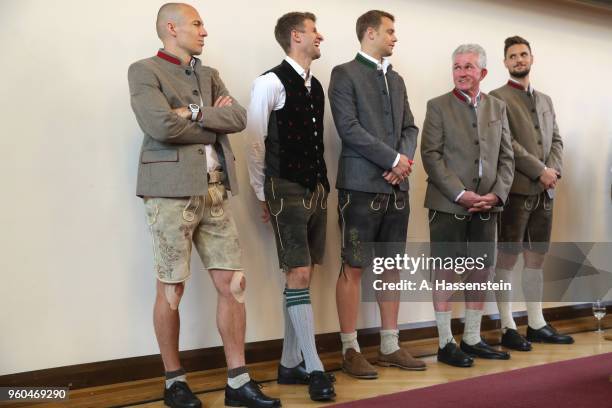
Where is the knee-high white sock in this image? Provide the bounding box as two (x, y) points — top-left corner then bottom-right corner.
(495, 267), (517, 332)
(463, 309), (484, 346)
(380, 329), (400, 355)
(340, 331), (360, 355)
(281, 292), (303, 368)
(522, 267), (547, 330)
(435, 311), (455, 348)
(285, 288), (324, 373)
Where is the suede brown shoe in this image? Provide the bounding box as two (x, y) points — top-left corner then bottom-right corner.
(377, 348), (427, 371)
(342, 348), (378, 379)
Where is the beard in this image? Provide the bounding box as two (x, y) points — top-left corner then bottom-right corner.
(510, 66), (530, 78)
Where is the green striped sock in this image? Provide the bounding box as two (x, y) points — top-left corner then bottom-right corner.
(284, 288), (311, 307)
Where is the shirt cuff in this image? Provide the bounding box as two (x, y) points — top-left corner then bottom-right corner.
(255, 189), (265, 202)
(392, 153), (400, 168)
(454, 190), (466, 202)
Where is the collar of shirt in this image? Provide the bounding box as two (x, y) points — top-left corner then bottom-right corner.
(157, 48), (200, 68)
(453, 88), (481, 108)
(507, 78), (534, 95)
(358, 51), (391, 74)
(284, 56), (312, 88)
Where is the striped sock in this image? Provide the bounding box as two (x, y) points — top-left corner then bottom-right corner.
(281, 298), (303, 368)
(284, 288), (324, 373)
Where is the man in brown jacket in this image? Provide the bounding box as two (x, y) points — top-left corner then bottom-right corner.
(491, 36), (573, 350)
(421, 44), (514, 367)
(128, 3), (280, 408)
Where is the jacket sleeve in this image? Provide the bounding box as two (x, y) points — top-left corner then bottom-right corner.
(128, 62), (217, 145)
(490, 104), (515, 204)
(199, 68), (247, 134)
(328, 65), (398, 169)
(544, 96), (563, 176)
(420, 100), (466, 201)
(398, 84), (419, 160)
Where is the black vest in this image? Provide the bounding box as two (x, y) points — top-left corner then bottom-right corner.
(264, 60), (329, 191)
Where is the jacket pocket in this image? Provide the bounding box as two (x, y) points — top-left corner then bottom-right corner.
(488, 119), (501, 127)
(141, 149), (179, 164)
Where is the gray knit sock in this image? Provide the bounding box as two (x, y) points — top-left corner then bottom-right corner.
(165, 368), (187, 389)
(380, 329), (400, 355)
(281, 297), (303, 368)
(463, 309), (484, 346)
(523, 267), (547, 329)
(227, 366), (250, 389)
(495, 267), (517, 332)
(285, 288), (324, 373)
(340, 331), (360, 355)
(435, 311), (455, 348)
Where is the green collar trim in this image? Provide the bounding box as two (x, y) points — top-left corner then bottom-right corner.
(355, 53), (377, 69)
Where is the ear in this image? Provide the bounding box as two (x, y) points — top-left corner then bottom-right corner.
(367, 26), (376, 40)
(167, 21), (178, 38)
(293, 29), (303, 43)
(480, 67), (488, 81)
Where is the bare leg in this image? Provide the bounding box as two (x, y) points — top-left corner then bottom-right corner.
(336, 264), (362, 333)
(153, 280), (184, 372)
(209, 269), (246, 370)
(433, 269), (456, 312)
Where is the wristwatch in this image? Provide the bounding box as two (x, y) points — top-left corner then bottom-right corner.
(189, 104), (200, 121)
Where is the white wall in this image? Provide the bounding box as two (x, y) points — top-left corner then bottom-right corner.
(1, 0), (610, 375)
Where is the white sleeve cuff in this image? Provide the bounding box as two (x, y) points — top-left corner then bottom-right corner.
(454, 190), (466, 202)
(392, 153), (400, 168)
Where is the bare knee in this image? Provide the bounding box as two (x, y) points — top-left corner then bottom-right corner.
(497, 251), (519, 270)
(341, 264), (363, 282)
(523, 250), (545, 269)
(156, 280), (185, 310)
(286, 266), (311, 288)
(211, 270), (246, 303)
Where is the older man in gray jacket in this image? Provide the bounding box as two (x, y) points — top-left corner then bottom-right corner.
(421, 44), (514, 368)
(329, 10), (425, 379)
(128, 3), (280, 408)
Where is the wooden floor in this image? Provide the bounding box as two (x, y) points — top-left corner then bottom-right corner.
(25, 316), (612, 408)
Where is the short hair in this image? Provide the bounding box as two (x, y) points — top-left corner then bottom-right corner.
(274, 12), (317, 54)
(452, 43), (487, 69)
(156, 3), (186, 40)
(504, 35), (532, 57)
(356, 10), (395, 42)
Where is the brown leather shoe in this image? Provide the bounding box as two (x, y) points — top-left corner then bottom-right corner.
(377, 348), (427, 371)
(342, 348), (378, 379)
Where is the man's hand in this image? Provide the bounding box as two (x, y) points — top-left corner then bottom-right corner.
(172, 107), (191, 119)
(214, 96), (233, 107)
(390, 154), (413, 180)
(469, 193), (500, 213)
(539, 167), (559, 189)
(457, 191), (483, 209)
(260, 201), (270, 223)
(383, 171), (402, 185)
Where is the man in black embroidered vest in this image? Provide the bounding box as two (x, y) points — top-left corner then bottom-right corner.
(491, 36), (572, 349)
(328, 10), (425, 379)
(246, 12), (334, 402)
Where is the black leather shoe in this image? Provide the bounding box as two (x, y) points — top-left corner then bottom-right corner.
(164, 381), (202, 408)
(225, 380), (281, 408)
(526, 324), (575, 344)
(278, 361), (309, 384)
(437, 342), (473, 367)
(277, 361), (336, 385)
(460, 339), (511, 360)
(501, 328), (532, 351)
(308, 371), (335, 401)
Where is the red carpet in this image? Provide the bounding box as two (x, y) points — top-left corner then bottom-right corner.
(333, 352), (612, 408)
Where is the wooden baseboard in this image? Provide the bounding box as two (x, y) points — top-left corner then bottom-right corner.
(1, 302), (610, 390)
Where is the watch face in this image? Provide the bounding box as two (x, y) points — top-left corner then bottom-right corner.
(189, 104), (199, 111)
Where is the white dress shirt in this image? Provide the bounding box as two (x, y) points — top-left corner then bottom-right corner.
(246, 57), (312, 201)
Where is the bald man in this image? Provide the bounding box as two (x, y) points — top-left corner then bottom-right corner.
(128, 3), (280, 408)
